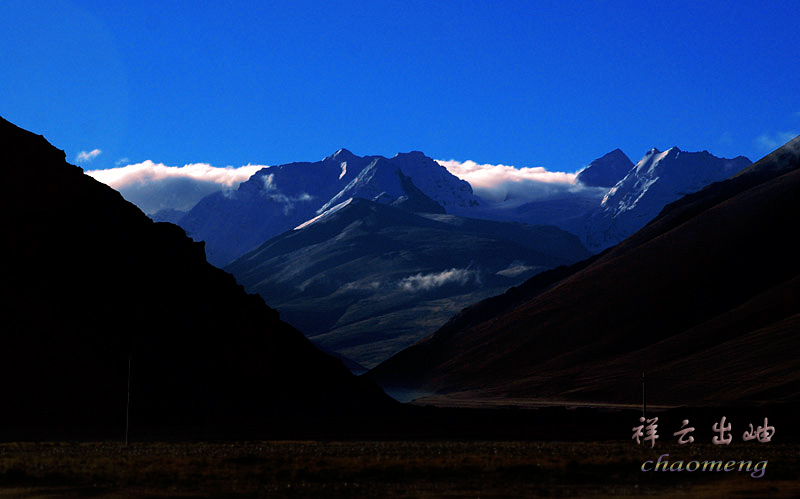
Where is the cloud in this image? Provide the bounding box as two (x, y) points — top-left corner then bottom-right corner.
(264, 191), (315, 215)
(437, 159), (598, 205)
(261, 173), (277, 191)
(496, 261), (537, 278)
(86, 161), (266, 214)
(340, 280), (383, 292)
(398, 268), (478, 292)
(755, 131), (799, 151)
(75, 149), (102, 162)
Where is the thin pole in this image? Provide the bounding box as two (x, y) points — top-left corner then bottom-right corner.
(125, 353), (131, 446)
(642, 371), (646, 418)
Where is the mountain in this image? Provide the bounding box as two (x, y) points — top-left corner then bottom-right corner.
(380, 151), (481, 214)
(459, 148), (748, 254)
(176, 149), (481, 266)
(317, 156), (446, 214)
(225, 197), (589, 368)
(0, 116), (394, 436)
(172, 146), (744, 267)
(151, 207), (187, 224)
(484, 193), (605, 227)
(171, 145), (749, 370)
(570, 147), (751, 251)
(575, 148), (634, 187)
(367, 135), (800, 408)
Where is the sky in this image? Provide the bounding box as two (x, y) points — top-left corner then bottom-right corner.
(2, 0), (799, 212)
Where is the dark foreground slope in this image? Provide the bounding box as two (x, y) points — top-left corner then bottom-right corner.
(368, 135), (800, 408)
(0, 117), (394, 438)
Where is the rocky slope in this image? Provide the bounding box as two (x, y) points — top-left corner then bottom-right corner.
(368, 135), (800, 408)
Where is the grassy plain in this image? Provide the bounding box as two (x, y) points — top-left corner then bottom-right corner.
(0, 440), (798, 498)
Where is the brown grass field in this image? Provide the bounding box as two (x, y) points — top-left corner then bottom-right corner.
(0, 440), (798, 498)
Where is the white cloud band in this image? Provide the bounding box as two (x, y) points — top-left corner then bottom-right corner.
(436, 159), (588, 204)
(86, 161), (266, 214)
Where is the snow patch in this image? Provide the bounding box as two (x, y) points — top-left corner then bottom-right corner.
(294, 197), (353, 230)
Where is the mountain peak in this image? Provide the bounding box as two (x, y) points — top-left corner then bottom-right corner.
(392, 150), (428, 160)
(576, 148), (635, 188)
(386, 151), (482, 212)
(367, 136), (800, 408)
(318, 158), (445, 215)
(328, 148), (358, 161)
(589, 147), (752, 251)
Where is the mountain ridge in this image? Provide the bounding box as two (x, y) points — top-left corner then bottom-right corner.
(225, 196), (590, 368)
(367, 135), (800, 408)
(176, 149), (479, 266)
(575, 148), (634, 187)
(574, 146), (751, 251)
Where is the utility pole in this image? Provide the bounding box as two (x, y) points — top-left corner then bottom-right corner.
(126, 353), (131, 447)
(642, 371), (646, 418)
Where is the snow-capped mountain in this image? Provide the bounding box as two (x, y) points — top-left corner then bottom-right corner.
(580, 147), (751, 251)
(172, 145), (750, 266)
(225, 197), (589, 369)
(458, 148), (631, 230)
(367, 136), (800, 408)
(318, 156), (445, 214)
(575, 148), (635, 187)
(464, 147), (750, 252)
(385, 151), (481, 213)
(161, 143), (753, 370)
(176, 149), (481, 266)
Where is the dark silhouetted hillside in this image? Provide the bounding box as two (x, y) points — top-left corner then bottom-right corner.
(0, 116), (394, 438)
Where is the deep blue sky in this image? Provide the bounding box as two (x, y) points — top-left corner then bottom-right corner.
(2, 0), (798, 172)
